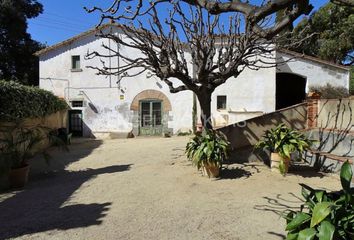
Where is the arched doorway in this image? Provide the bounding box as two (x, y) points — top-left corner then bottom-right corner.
(130, 90), (172, 136)
(276, 73), (307, 110)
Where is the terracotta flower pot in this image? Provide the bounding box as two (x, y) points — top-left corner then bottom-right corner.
(270, 153), (290, 174)
(9, 164), (30, 188)
(203, 163), (220, 178)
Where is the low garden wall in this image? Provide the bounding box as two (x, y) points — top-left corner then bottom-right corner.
(0, 80), (68, 190)
(0, 110), (67, 133)
(316, 98), (354, 131)
(0, 109), (68, 167)
(219, 97), (354, 165)
(0, 80), (68, 152)
(219, 103), (307, 150)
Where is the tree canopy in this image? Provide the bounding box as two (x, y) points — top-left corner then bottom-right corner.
(0, 0), (44, 86)
(290, 3), (354, 66)
(87, 0), (313, 129)
(331, 0), (354, 7)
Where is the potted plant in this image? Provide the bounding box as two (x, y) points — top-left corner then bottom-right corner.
(185, 130), (230, 178)
(0, 126), (67, 188)
(255, 124), (314, 175)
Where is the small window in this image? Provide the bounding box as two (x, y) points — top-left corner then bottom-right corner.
(71, 55), (81, 70)
(71, 101), (83, 108)
(217, 96), (227, 110)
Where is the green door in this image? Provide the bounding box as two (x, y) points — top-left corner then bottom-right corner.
(139, 100), (163, 136)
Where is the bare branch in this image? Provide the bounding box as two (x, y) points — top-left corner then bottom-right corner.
(85, 0), (313, 128)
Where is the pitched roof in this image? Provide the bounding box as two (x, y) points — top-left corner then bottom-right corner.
(35, 24), (115, 56)
(278, 49), (350, 71)
(34, 25), (351, 72)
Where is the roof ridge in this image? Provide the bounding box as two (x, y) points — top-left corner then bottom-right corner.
(277, 48), (350, 71)
(35, 23), (118, 56)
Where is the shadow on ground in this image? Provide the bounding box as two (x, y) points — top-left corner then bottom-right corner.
(0, 139), (133, 240)
(219, 164), (261, 180)
(30, 139), (104, 179)
(0, 165), (132, 240)
(254, 192), (304, 240)
(288, 164), (326, 178)
(254, 192), (303, 216)
(226, 146), (328, 179)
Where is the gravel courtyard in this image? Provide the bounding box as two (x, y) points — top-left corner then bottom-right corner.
(0, 137), (341, 240)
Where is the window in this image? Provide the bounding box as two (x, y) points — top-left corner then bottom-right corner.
(71, 101), (83, 108)
(71, 55), (81, 70)
(217, 95), (227, 110)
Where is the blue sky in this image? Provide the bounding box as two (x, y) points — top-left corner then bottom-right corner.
(28, 0), (329, 46)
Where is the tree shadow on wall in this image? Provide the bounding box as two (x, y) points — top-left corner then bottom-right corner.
(305, 99), (354, 172)
(220, 103), (308, 164)
(0, 164), (132, 240)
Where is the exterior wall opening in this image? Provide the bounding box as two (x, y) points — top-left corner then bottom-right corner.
(217, 95), (227, 110)
(276, 73), (306, 110)
(130, 90), (172, 136)
(69, 110), (83, 137)
(139, 100), (163, 135)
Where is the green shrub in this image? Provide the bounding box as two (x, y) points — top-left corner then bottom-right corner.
(0, 80), (67, 121)
(185, 130), (230, 170)
(309, 83), (349, 99)
(284, 161), (354, 240)
(255, 124), (314, 175)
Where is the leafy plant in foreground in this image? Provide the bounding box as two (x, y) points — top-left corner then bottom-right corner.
(284, 161), (354, 239)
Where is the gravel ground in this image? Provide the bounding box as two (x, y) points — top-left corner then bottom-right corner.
(0, 137), (341, 240)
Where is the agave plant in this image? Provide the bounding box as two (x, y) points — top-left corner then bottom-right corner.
(284, 161), (354, 240)
(185, 130), (230, 173)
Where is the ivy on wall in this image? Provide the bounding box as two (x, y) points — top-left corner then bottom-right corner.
(0, 80), (67, 121)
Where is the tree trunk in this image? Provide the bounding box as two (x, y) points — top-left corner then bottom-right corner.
(197, 91), (213, 130)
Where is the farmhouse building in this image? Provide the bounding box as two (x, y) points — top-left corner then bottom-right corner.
(36, 25), (350, 138)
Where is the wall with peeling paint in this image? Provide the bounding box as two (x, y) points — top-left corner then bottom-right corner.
(38, 27), (350, 138)
(39, 27), (193, 138)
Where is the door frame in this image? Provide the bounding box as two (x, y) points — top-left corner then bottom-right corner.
(139, 99), (163, 136)
(68, 110), (83, 137)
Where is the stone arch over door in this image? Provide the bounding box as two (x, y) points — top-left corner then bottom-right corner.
(276, 72), (307, 110)
(130, 90), (172, 136)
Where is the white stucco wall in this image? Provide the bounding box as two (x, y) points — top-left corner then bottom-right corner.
(211, 65), (276, 126)
(192, 49), (277, 127)
(39, 28), (193, 137)
(39, 27), (350, 136)
(276, 52), (350, 91)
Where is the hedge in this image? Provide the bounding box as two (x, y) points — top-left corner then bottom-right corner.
(0, 80), (68, 121)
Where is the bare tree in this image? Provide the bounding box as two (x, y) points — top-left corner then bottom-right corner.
(86, 0), (313, 130)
